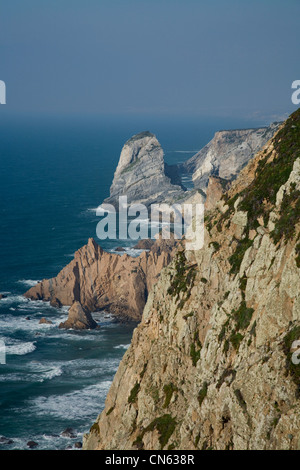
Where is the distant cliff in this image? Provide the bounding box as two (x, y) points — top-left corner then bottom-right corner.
(83, 109), (300, 450)
(180, 123), (281, 191)
(104, 131), (186, 207)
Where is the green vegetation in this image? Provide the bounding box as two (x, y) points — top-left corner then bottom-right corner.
(190, 332), (202, 366)
(234, 389), (247, 413)
(228, 237), (253, 275)
(209, 241), (220, 251)
(218, 318), (230, 343)
(140, 362), (147, 379)
(106, 406), (115, 416)
(197, 382), (208, 407)
(90, 422), (100, 434)
(194, 433), (201, 447)
(238, 108), (300, 235)
(183, 311), (194, 320)
(135, 414), (176, 450)
(232, 301), (254, 331)
(229, 332), (244, 351)
(167, 250), (196, 308)
(239, 276), (247, 296)
(271, 186), (300, 244)
(128, 382), (140, 404)
(190, 343), (201, 366)
(295, 242), (300, 268)
(217, 194), (239, 232)
(283, 326), (300, 396)
(200, 277), (208, 284)
(149, 383), (160, 404)
(216, 368), (236, 390)
(163, 383), (178, 408)
(218, 300), (253, 354)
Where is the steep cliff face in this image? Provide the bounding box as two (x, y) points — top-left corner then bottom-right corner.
(180, 123), (281, 191)
(24, 237), (177, 321)
(104, 131), (185, 207)
(83, 109), (300, 450)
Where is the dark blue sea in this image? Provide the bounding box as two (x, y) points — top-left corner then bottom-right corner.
(0, 113), (266, 449)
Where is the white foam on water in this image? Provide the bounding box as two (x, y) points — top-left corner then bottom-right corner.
(0, 295), (30, 306)
(6, 340), (36, 356)
(17, 280), (40, 288)
(28, 381), (113, 420)
(114, 343), (130, 350)
(0, 362), (63, 383)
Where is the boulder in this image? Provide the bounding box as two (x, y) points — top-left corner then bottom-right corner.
(27, 441), (38, 449)
(39, 317), (53, 325)
(50, 297), (62, 308)
(59, 302), (98, 330)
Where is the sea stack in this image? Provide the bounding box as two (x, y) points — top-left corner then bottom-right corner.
(103, 131), (185, 207)
(59, 302), (98, 330)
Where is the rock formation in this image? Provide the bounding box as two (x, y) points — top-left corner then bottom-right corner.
(59, 302), (98, 330)
(24, 236), (178, 322)
(39, 317), (53, 325)
(83, 109), (300, 450)
(103, 131), (186, 207)
(180, 123), (281, 191)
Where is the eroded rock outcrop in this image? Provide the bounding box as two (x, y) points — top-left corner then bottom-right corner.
(180, 123), (281, 191)
(83, 110), (300, 450)
(104, 131), (186, 207)
(59, 302), (98, 330)
(24, 236), (178, 321)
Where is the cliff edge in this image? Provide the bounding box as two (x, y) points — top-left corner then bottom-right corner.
(83, 109), (300, 450)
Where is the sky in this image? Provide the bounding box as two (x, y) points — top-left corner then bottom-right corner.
(0, 0), (299, 121)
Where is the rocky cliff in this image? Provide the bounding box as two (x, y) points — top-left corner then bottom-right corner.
(104, 131), (186, 207)
(83, 109), (300, 450)
(24, 236), (177, 322)
(180, 123), (281, 191)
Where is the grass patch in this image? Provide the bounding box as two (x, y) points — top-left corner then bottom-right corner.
(106, 406), (114, 416)
(237, 108), (300, 234)
(270, 187), (300, 244)
(232, 301), (254, 331)
(228, 237), (253, 275)
(197, 382), (208, 407)
(167, 250), (196, 308)
(136, 414), (176, 450)
(128, 382), (140, 404)
(163, 383), (178, 408)
(229, 332), (244, 351)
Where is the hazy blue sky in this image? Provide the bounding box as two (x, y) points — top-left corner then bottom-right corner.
(1, 0), (299, 120)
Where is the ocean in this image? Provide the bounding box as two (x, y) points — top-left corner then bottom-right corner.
(0, 113), (266, 449)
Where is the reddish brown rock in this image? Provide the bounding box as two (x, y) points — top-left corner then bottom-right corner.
(39, 317), (53, 325)
(205, 176), (230, 211)
(24, 237), (177, 321)
(59, 302), (98, 330)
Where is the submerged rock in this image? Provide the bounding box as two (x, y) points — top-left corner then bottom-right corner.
(61, 428), (77, 438)
(59, 302), (98, 330)
(39, 317), (53, 325)
(0, 437), (14, 445)
(27, 441), (38, 449)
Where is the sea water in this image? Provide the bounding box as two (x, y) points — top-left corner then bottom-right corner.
(0, 114), (265, 449)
